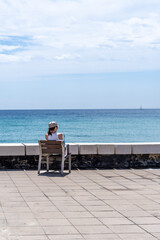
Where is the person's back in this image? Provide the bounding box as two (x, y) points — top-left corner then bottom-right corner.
(48, 132), (59, 140)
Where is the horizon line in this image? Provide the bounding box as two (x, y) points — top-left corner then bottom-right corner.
(0, 108), (160, 111)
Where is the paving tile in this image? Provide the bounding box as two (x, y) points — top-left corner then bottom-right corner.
(12, 182), (33, 187)
(108, 224), (145, 233)
(56, 205), (86, 212)
(93, 194), (120, 200)
(75, 225), (112, 234)
(79, 185), (102, 190)
(20, 192), (45, 197)
(49, 196), (74, 201)
(83, 234), (121, 239)
(29, 205), (58, 212)
(104, 199), (131, 205)
(145, 195), (160, 201)
(64, 190), (92, 197)
(63, 211), (93, 219)
(0, 235), (44, 240)
(13, 236), (49, 240)
(5, 212), (35, 219)
(0, 197), (24, 202)
(2, 206), (31, 213)
(129, 199), (156, 205)
(140, 224), (160, 233)
(23, 196), (49, 202)
(0, 193), (22, 199)
(140, 204), (160, 211)
(88, 190), (115, 196)
(118, 233), (158, 240)
(17, 187), (40, 193)
(129, 217), (160, 224)
(1, 226), (45, 236)
(43, 225), (79, 234)
(92, 211), (123, 218)
(53, 200), (80, 206)
(100, 217), (134, 225)
(78, 200), (106, 206)
(6, 218), (40, 227)
(154, 199), (160, 204)
(69, 218), (102, 226)
(136, 189), (160, 195)
(148, 210), (160, 217)
(119, 210), (152, 217)
(27, 201), (53, 207)
(60, 186), (84, 190)
(35, 211), (65, 219)
(111, 204), (142, 211)
(48, 235), (84, 240)
(0, 219), (7, 227)
(73, 196), (98, 201)
(41, 191), (67, 197)
(0, 212), (5, 219)
(151, 233), (160, 239)
(0, 188), (18, 193)
(38, 218), (71, 226)
(113, 192), (145, 200)
(1, 201), (27, 207)
(85, 205), (113, 212)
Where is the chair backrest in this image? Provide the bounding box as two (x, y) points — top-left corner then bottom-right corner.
(39, 140), (65, 155)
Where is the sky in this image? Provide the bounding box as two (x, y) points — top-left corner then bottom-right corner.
(0, 0), (160, 109)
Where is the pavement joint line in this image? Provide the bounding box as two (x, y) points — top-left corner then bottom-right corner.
(5, 170), (49, 239)
(47, 171), (114, 236)
(24, 170), (86, 239)
(0, 169), (160, 239)
(115, 171), (160, 208)
(71, 169), (160, 238)
(96, 169), (160, 210)
(66, 170), (121, 237)
(111, 171), (160, 239)
(0, 188), (8, 235)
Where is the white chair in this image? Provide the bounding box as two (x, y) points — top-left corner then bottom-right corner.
(38, 140), (71, 175)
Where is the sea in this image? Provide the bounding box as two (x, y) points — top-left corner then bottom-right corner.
(0, 109), (160, 143)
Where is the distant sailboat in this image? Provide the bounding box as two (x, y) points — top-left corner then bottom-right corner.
(140, 106), (143, 110)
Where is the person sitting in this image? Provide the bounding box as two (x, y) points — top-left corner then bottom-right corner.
(45, 121), (63, 141)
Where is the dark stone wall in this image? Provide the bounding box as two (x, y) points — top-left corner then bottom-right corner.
(0, 154), (160, 170)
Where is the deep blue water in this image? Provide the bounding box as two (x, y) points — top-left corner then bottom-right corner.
(0, 109), (160, 143)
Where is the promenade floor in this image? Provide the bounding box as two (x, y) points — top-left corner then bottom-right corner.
(0, 169), (160, 240)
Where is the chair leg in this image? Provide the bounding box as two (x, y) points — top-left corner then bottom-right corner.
(69, 154), (71, 173)
(47, 156), (49, 172)
(38, 155), (42, 175)
(61, 155), (65, 176)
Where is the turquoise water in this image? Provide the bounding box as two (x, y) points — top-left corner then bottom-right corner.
(0, 109), (160, 143)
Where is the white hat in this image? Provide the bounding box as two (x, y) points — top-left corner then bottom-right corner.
(48, 121), (58, 128)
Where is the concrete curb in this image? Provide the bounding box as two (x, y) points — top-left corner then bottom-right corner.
(0, 142), (160, 156)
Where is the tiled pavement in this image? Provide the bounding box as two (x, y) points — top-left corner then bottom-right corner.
(0, 169), (160, 240)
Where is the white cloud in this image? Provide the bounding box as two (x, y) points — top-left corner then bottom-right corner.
(0, 45), (20, 52)
(0, 54), (19, 62)
(54, 54), (80, 60)
(0, 0), (160, 72)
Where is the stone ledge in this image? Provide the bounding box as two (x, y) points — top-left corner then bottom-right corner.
(97, 144), (115, 155)
(115, 143), (132, 155)
(68, 144), (79, 155)
(0, 143), (25, 156)
(25, 143), (40, 155)
(0, 142), (160, 156)
(79, 144), (97, 155)
(132, 143), (160, 154)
